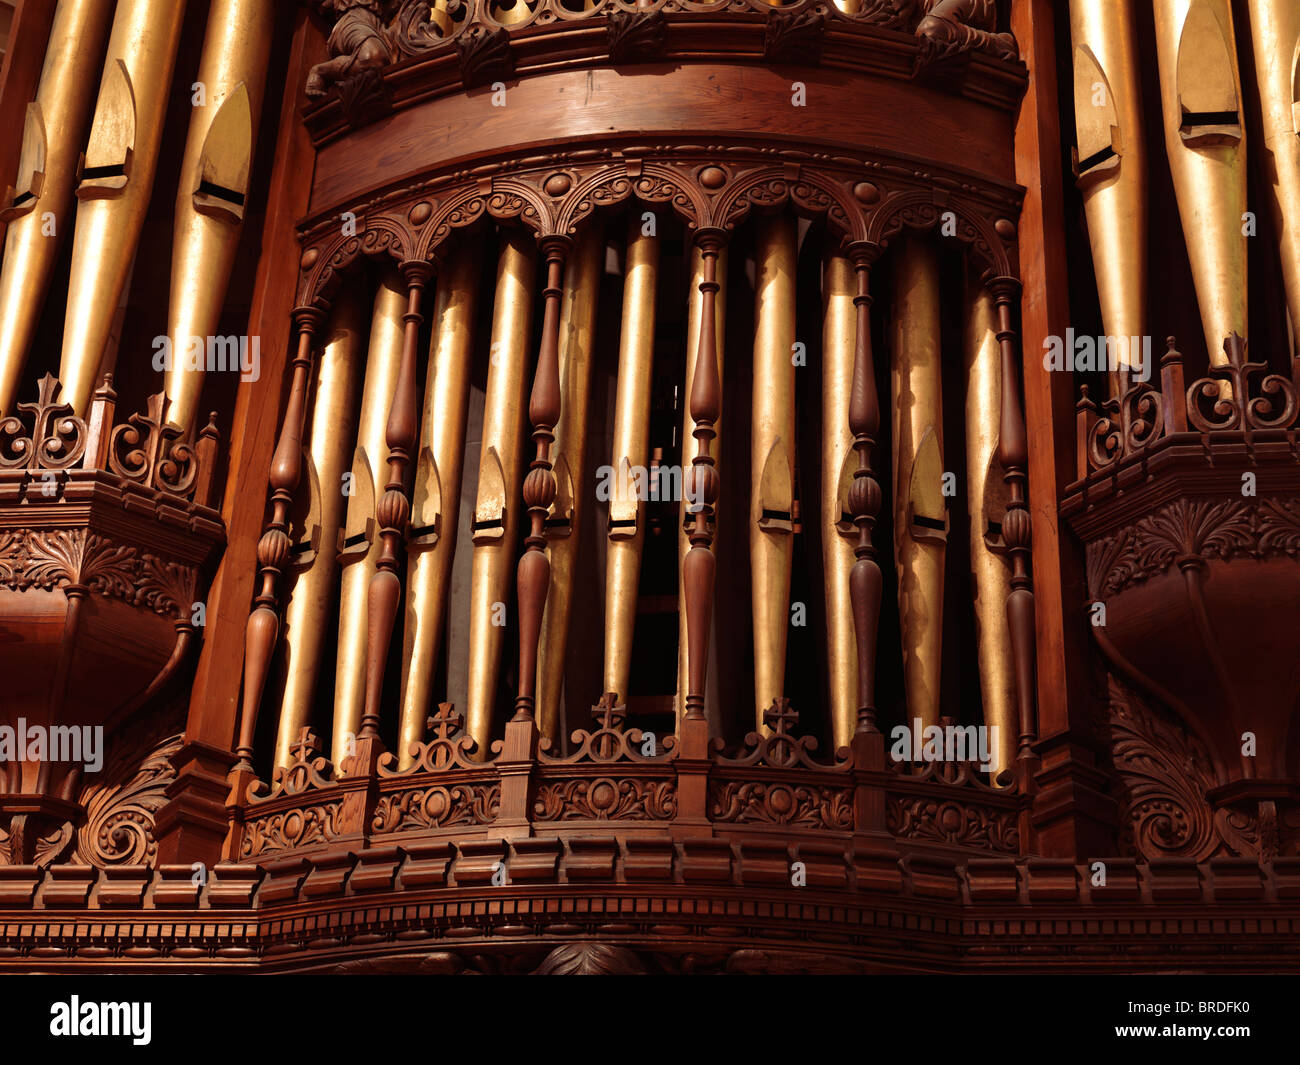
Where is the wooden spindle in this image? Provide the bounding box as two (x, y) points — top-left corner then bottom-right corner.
(360, 259), (434, 742)
(233, 305), (323, 771)
(988, 275), (1038, 759)
(682, 228), (726, 722)
(515, 235), (570, 722)
(845, 242), (882, 734)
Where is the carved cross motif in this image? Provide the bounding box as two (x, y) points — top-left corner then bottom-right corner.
(762, 697), (798, 736)
(425, 702), (465, 743)
(289, 727), (322, 765)
(591, 692), (627, 733)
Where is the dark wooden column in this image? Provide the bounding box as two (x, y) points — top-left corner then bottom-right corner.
(155, 7), (323, 865)
(1010, 0), (1118, 858)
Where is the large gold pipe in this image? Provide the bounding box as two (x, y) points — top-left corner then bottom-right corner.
(1152, 0), (1249, 365)
(59, 0), (188, 414)
(891, 237), (945, 731)
(397, 241), (481, 767)
(749, 213), (798, 729)
(1248, 0), (1300, 347)
(964, 280), (1017, 779)
(604, 216), (659, 704)
(331, 270), (404, 763)
(536, 224), (603, 741)
(676, 243), (727, 729)
(272, 286), (365, 769)
(465, 229), (535, 752)
(1069, 0), (1148, 392)
(822, 251), (857, 751)
(0, 0), (114, 415)
(164, 0), (275, 433)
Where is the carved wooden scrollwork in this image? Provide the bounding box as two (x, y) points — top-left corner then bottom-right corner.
(1099, 676), (1233, 862)
(294, 143), (1022, 310)
(73, 733), (185, 868)
(303, 0), (1020, 107)
(886, 795), (1019, 852)
(0, 374), (86, 470)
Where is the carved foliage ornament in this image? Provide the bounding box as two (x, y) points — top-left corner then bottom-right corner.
(0, 529), (198, 618)
(303, 0), (1018, 101)
(1086, 497), (1300, 599)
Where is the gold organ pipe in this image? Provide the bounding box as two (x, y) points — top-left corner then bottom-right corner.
(59, 0), (188, 414)
(676, 243), (727, 729)
(821, 251), (857, 751)
(890, 237), (946, 731)
(164, 0), (276, 433)
(273, 287), (365, 769)
(0, 0), (114, 415)
(465, 229), (535, 752)
(1152, 0), (1249, 366)
(536, 225), (603, 742)
(1248, 0), (1300, 347)
(964, 281), (1017, 780)
(1069, 0), (1148, 393)
(749, 213), (798, 729)
(603, 216), (659, 703)
(331, 270), (405, 763)
(397, 241), (481, 768)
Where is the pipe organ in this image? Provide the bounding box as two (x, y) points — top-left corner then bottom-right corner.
(2, 0), (1299, 979)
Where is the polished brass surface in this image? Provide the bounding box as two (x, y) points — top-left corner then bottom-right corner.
(750, 213), (798, 729)
(274, 288), (365, 769)
(604, 217), (659, 704)
(1248, 0), (1300, 347)
(1153, 0), (1249, 366)
(0, 0), (114, 416)
(676, 243), (727, 730)
(822, 251), (857, 750)
(1070, 0), (1147, 392)
(332, 270), (404, 763)
(398, 241), (481, 767)
(964, 281), (1017, 779)
(59, 0), (188, 414)
(164, 0), (275, 432)
(466, 229), (535, 752)
(891, 237), (945, 731)
(537, 225), (603, 741)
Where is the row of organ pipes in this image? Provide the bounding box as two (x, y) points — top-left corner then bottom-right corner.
(7, 0), (1300, 780)
(1071, 0), (1300, 387)
(250, 212), (1025, 779)
(0, 0), (273, 426)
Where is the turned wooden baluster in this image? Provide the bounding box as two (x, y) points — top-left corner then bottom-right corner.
(988, 275), (1038, 759)
(234, 305), (324, 771)
(360, 259), (435, 742)
(515, 236), (571, 722)
(845, 243), (883, 734)
(682, 229), (727, 722)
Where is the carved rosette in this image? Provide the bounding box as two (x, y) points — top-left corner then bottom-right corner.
(372, 783), (500, 832)
(711, 780), (852, 830)
(534, 777), (676, 821)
